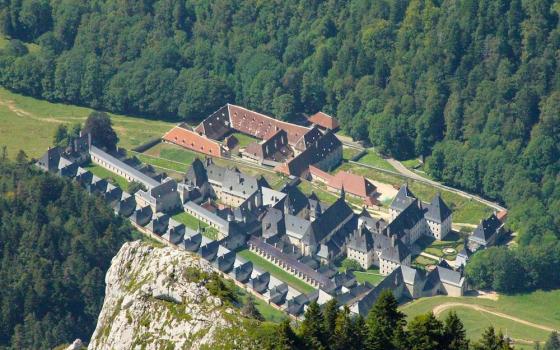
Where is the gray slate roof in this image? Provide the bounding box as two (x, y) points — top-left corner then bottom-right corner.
(390, 184), (416, 212)
(90, 145), (159, 188)
(425, 194), (452, 223)
(470, 214), (501, 244)
(347, 225), (374, 253)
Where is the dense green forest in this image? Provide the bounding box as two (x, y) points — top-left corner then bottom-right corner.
(0, 0), (559, 292)
(0, 155), (132, 349)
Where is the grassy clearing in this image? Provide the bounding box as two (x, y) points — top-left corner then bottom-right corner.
(227, 280), (287, 322)
(231, 132), (259, 149)
(355, 150), (396, 171)
(84, 163), (130, 191)
(237, 249), (315, 294)
(0, 87), (174, 160)
(401, 290), (560, 345)
(172, 211), (219, 240)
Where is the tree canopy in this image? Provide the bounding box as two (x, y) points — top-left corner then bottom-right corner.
(1, 0), (560, 292)
(0, 156), (131, 349)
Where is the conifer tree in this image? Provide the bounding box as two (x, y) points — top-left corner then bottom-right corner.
(444, 311), (469, 350)
(300, 301), (325, 350)
(407, 312), (445, 350)
(322, 299), (339, 343)
(366, 289), (405, 350)
(544, 332), (560, 350)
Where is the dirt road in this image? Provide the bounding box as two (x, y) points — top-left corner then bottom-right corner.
(432, 302), (558, 333)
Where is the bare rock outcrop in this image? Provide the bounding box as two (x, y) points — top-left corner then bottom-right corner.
(88, 241), (256, 349)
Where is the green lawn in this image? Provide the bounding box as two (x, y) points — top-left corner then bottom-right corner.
(172, 211), (219, 240)
(84, 163), (130, 191)
(342, 147), (361, 161)
(416, 233), (465, 260)
(401, 158), (423, 170)
(353, 268), (385, 286)
(0, 87), (174, 160)
(412, 255), (439, 269)
(134, 152), (186, 173)
(227, 280), (287, 323)
(355, 150), (396, 171)
(237, 249), (315, 294)
(231, 132), (259, 149)
(401, 290), (560, 345)
(297, 179), (338, 205)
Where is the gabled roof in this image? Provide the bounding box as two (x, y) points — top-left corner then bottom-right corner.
(234, 260), (253, 283)
(185, 158), (208, 187)
(390, 184), (416, 212)
(425, 193), (452, 223)
(269, 283), (289, 305)
(385, 200), (425, 239)
(163, 125), (223, 158)
(281, 184), (309, 216)
(328, 170), (376, 199)
(351, 267), (404, 316)
(400, 265), (425, 285)
(380, 239), (410, 264)
(294, 126), (324, 151)
(90, 146), (160, 188)
(347, 226), (375, 253)
(304, 197), (354, 245)
(471, 214), (502, 244)
(228, 104), (310, 145)
(281, 131), (342, 177)
(308, 112), (340, 130)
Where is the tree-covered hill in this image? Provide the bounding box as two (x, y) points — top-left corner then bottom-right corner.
(1, 0), (560, 292)
(0, 155), (132, 349)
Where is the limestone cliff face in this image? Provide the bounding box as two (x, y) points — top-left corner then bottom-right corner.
(88, 241), (257, 350)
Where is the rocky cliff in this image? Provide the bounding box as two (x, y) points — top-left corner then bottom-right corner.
(88, 241), (259, 349)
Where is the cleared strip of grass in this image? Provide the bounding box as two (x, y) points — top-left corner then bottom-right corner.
(237, 249), (315, 294)
(84, 163), (130, 191)
(355, 150), (396, 171)
(353, 270), (385, 286)
(172, 211), (219, 240)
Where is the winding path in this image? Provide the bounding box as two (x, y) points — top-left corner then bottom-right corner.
(432, 302), (558, 333)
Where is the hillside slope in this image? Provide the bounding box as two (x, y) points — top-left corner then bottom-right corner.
(89, 241), (259, 350)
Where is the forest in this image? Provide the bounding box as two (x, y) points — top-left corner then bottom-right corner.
(0, 0), (559, 289)
(0, 154), (132, 349)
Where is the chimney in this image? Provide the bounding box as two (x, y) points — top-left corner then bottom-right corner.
(391, 235), (396, 247)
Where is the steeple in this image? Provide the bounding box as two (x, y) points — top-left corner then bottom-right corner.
(340, 184), (345, 200)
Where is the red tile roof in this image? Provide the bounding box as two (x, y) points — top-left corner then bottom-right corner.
(228, 104), (309, 145)
(163, 126), (223, 157)
(309, 166), (376, 199)
(308, 112), (339, 130)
